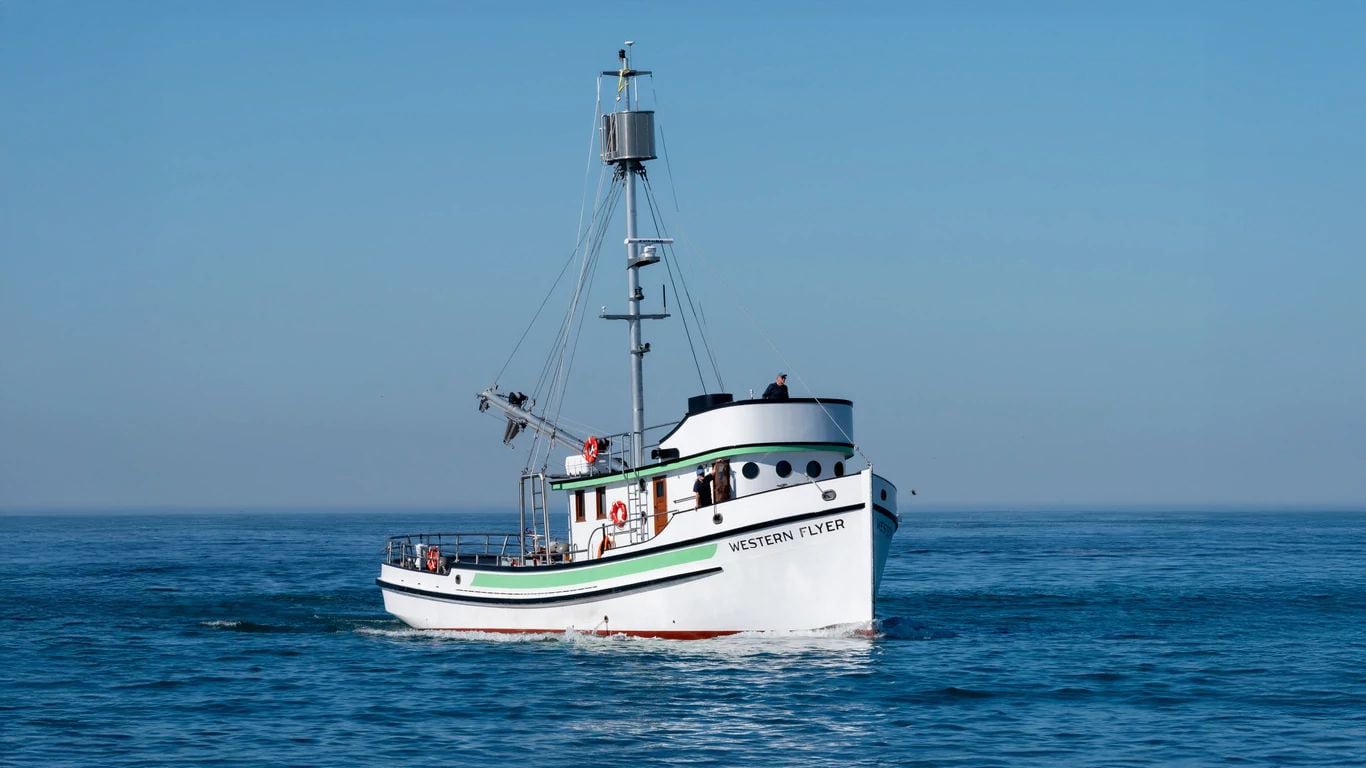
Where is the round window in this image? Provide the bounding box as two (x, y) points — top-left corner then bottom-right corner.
(834, 461), (845, 477)
(880, 489), (887, 501)
(741, 462), (759, 480)
(775, 460), (792, 479)
(806, 460), (821, 478)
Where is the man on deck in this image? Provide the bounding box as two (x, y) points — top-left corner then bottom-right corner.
(693, 465), (713, 509)
(762, 373), (789, 400)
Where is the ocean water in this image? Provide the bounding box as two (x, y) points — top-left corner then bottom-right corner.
(1, 509), (1363, 767)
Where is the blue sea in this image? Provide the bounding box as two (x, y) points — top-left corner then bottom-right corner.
(2, 509), (1363, 766)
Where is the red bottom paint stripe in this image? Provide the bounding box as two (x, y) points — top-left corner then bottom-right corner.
(427, 627), (741, 640)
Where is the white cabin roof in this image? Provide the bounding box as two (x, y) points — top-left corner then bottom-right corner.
(657, 398), (854, 458)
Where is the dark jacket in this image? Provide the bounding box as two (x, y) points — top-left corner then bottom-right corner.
(762, 381), (789, 400)
(693, 475), (713, 507)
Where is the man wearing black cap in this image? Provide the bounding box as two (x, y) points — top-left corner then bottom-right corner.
(762, 373), (789, 401)
(693, 465), (713, 509)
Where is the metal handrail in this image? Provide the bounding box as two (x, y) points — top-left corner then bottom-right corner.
(578, 421), (677, 477)
(384, 529), (586, 570)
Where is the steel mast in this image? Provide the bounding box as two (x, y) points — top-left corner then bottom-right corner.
(599, 43), (670, 468)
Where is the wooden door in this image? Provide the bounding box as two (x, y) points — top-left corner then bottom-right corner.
(653, 477), (669, 534)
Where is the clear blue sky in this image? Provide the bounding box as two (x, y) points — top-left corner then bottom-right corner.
(3, 1), (1363, 511)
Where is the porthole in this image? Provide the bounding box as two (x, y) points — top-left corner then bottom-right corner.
(741, 462), (759, 480)
(775, 460), (792, 479)
(806, 460), (822, 478)
(834, 461), (845, 477)
(880, 489), (887, 501)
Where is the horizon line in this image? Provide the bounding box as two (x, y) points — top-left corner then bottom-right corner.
(3, 502), (1364, 517)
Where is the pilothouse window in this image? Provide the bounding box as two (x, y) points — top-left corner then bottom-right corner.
(742, 462), (759, 480)
(806, 461), (822, 478)
(596, 489), (606, 520)
(575, 489), (585, 523)
(776, 460), (792, 479)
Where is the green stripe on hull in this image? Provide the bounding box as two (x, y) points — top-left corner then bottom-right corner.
(470, 543), (718, 589)
(551, 443), (854, 490)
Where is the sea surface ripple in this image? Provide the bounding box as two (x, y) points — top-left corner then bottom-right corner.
(2, 509), (1364, 766)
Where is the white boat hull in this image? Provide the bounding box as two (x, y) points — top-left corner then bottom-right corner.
(377, 470), (898, 637)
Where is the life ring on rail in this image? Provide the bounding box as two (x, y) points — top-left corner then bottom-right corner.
(583, 436), (600, 464)
(597, 535), (614, 559)
(610, 500), (628, 527)
(425, 546), (440, 572)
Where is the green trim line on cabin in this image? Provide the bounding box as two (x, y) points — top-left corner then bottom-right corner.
(550, 443), (855, 490)
(469, 543), (718, 589)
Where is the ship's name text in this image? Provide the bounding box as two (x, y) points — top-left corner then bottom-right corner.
(728, 518), (845, 553)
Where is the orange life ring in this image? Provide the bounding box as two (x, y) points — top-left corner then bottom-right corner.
(597, 535), (614, 559)
(610, 500), (628, 527)
(425, 546), (440, 572)
(583, 436), (600, 464)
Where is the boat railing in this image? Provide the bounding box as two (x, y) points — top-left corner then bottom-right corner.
(582, 421), (678, 476)
(580, 471), (842, 560)
(583, 510), (654, 559)
(384, 531), (575, 572)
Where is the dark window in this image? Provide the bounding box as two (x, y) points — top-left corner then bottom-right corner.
(834, 461), (845, 477)
(596, 489), (607, 520)
(776, 460), (792, 479)
(741, 462), (759, 480)
(574, 489), (585, 523)
(806, 460), (822, 478)
(880, 489), (887, 501)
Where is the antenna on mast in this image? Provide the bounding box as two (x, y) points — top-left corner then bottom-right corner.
(597, 45), (670, 469)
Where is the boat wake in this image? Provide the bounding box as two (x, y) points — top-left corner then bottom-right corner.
(355, 626), (566, 643)
(352, 621), (884, 645)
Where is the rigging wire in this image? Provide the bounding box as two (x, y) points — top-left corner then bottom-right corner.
(526, 176), (617, 404)
(524, 175), (622, 472)
(647, 85), (866, 464)
(492, 235), (589, 390)
(639, 178), (707, 393)
(495, 75), (606, 393)
(640, 174), (725, 391)
(641, 76), (724, 391)
(494, 92), (611, 390)
(540, 196), (611, 470)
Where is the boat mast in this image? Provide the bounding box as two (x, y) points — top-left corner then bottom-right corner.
(600, 43), (669, 468)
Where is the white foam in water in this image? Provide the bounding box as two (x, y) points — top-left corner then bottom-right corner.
(349, 617), (863, 642)
(200, 620), (243, 629)
(732, 621), (877, 640)
(355, 626), (565, 643)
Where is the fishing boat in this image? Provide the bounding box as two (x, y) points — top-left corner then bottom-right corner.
(376, 45), (901, 638)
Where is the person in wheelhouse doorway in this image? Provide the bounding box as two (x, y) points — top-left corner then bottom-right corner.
(762, 373), (789, 400)
(693, 465), (713, 509)
(711, 457), (732, 503)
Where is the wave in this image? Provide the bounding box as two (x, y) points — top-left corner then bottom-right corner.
(877, 616), (959, 640)
(355, 626), (567, 643)
(198, 619), (307, 634)
(352, 622), (882, 647)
